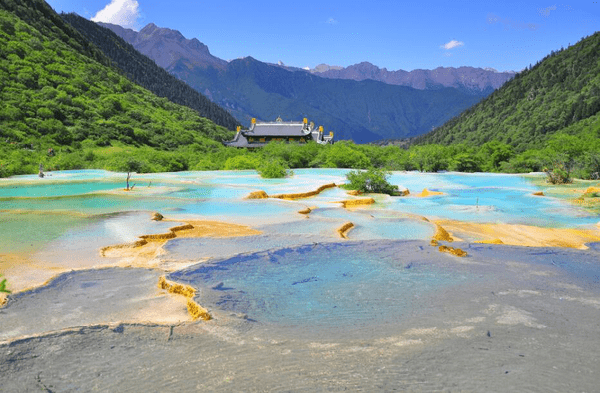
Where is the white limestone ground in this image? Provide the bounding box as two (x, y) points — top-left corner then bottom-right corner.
(1, 240), (600, 392)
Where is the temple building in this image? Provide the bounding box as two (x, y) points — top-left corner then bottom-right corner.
(223, 117), (334, 148)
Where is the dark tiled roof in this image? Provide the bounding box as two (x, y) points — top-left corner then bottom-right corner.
(244, 123), (309, 137)
(224, 136), (255, 147)
(223, 119), (333, 147)
(223, 133), (271, 147)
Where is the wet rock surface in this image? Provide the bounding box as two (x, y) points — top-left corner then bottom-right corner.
(2, 170), (600, 391)
(2, 241), (600, 391)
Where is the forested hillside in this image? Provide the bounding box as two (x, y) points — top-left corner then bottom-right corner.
(61, 13), (239, 131)
(0, 0), (107, 66)
(416, 32), (600, 151)
(0, 0), (233, 177)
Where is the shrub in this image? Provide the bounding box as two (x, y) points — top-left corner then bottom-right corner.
(345, 168), (398, 195)
(48, 152), (85, 170)
(104, 156), (150, 173)
(0, 274), (10, 293)
(224, 155), (260, 170)
(449, 153), (482, 172)
(83, 150), (96, 162)
(544, 161), (572, 184)
(257, 159), (292, 178)
(192, 159), (220, 171)
(410, 144), (450, 172)
(314, 142), (371, 168)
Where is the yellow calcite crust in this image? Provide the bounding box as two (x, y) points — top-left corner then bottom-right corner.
(337, 198), (375, 208)
(158, 276), (210, 321)
(415, 188), (444, 198)
(271, 183), (337, 200)
(337, 222), (355, 239)
(169, 224), (195, 232)
(100, 220), (261, 261)
(475, 238), (504, 244)
(140, 232), (176, 240)
(158, 276), (196, 298)
(436, 220), (600, 249)
(584, 186), (600, 194)
(432, 224), (454, 242)
(246, 190), (269, 199)
(187, 299), (211, 321)
(438, 245), (468, 257)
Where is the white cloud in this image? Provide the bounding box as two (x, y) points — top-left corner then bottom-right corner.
(326, 17), (338, 25)
(91, 0), (141, 30)
(538, 5), (557, 17)
(486, 13), (539, 31)
(441, 40), (464, 50)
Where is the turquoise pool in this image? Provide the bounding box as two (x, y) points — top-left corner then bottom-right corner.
(170, 241), (471, 338)
(2, 169), (598, 263)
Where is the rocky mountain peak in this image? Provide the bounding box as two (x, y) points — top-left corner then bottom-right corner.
(140, 23), (186, 43)
(101, 22), (226, 70)
(139, 22), (157, 32)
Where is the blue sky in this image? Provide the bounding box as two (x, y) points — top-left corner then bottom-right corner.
(47, 0), (599, 72)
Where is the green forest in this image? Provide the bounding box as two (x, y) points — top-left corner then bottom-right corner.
(416, 32), (600, 151)
(1, 0), (599, 181)
(0, 3), (234, 177)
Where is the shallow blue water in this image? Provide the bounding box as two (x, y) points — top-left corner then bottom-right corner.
(309, 208), (435, 240)
(174, 199), (300, 219)
(32, 212), (180, 268)
(466, 243), (600, 292)
(3, 169), (598, 242)
(3, 169), (599, 341)
(0, 212), (91, 254)
(6, 169), (122, 181)
(0, 180), (125, 198)
(0, 194), (189, 215)
(170, 241), (469, 335)
(194, 168), (348, 195)
(164, 186), (247, 200)
(384, 172), (598, 227)
(0, 210), (179, 257)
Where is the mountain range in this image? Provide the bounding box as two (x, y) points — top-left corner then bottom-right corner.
(99, 22), (515, 143)
(103, 22), (515, 95)
(306, 62), (515, 95)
